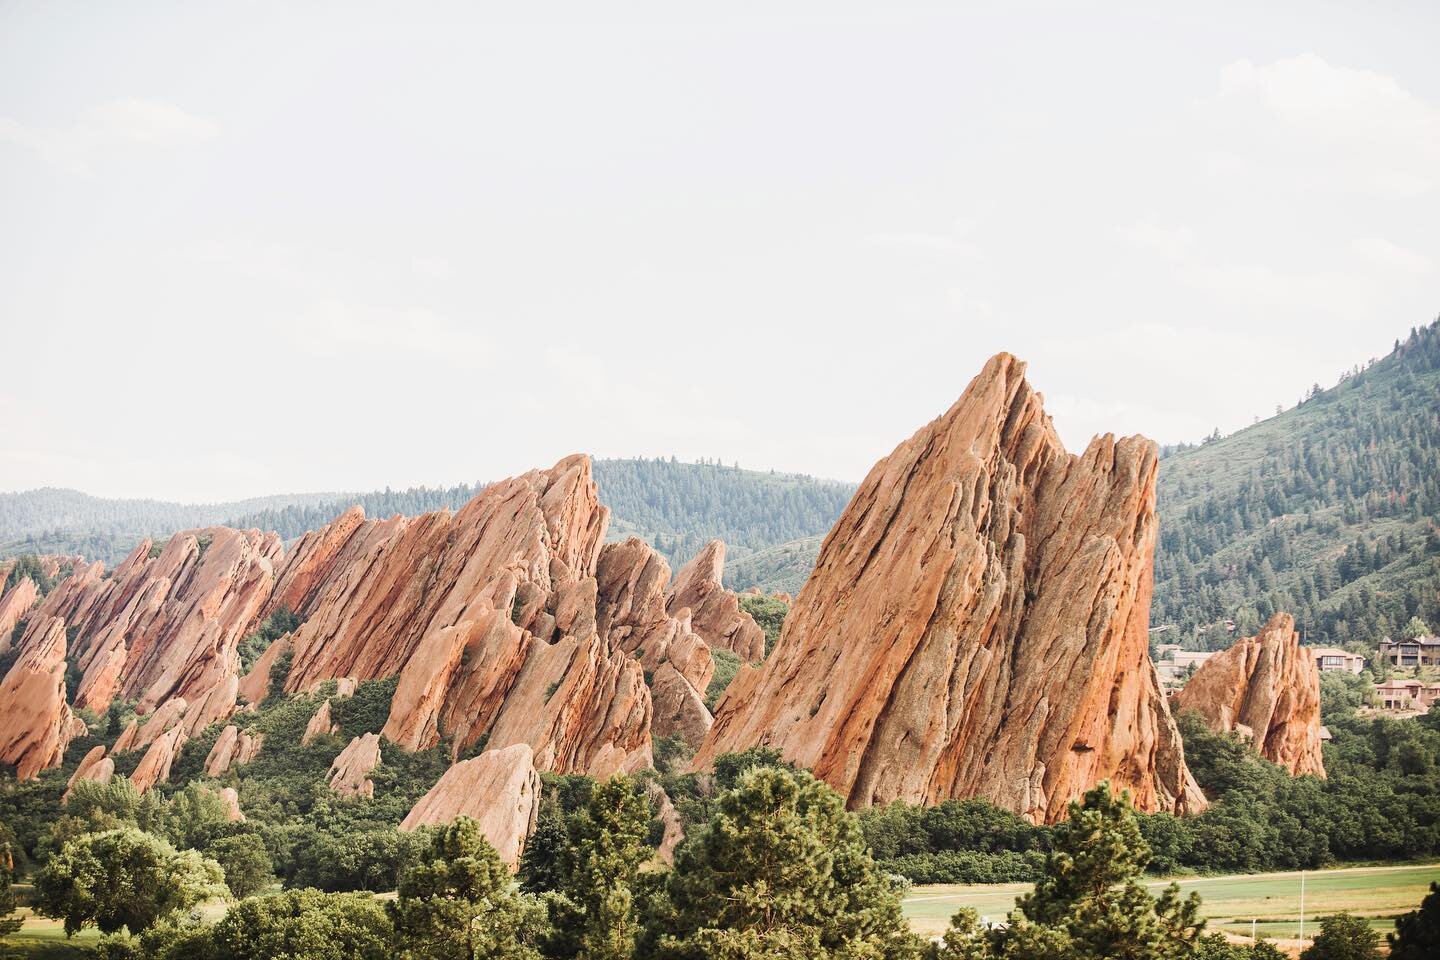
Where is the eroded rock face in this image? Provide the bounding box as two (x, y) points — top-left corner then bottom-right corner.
(649, 662), (713, 748)
(31, 528), (282, 719)
(271, 456), (654, 776)
(0, 577), (39, 654)
(399, 743), (541, 868)
(204, 724), (264, 776)
(0, 617), (82, 780)
(1173, 613), (1325, 777)
(596, 539), (714, 694)
(667, 540), (766, 663)
(328, 733), (382, 799)
(695, 354), (1205, 823)
(131, 725), (185, 793)
(113, 697), (189, 754)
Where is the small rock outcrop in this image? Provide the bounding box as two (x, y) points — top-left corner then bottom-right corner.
(646, 781), (685, 864)
(113, 697), (189, 754)
(64, 745), (115, 800)
(300, 700), (336, 745)
(399, 744), (541, 868)
(667, 540), (766, 663)
(0, 617), (82, 780)
(328, 733), (383, 798)
(217, 786), (245, 821)
(1172, 613), (1325, 777)
(695, 354), (1205, 823)
(649, 662), (713, 747)
(204, 725), (264, 776)
(131, 725), (186, 793)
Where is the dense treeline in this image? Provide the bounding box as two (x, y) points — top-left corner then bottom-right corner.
(1153, 318), (1440, 650)
(594, 458), (853, 569)
(0, 489), (349, 565)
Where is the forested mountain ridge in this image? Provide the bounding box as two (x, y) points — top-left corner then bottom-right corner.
(0, 460), (855, 572)
(1152, 318), (1440, 650)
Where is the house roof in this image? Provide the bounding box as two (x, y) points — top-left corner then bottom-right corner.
(1384, 635), (1440, 647)
(1309, 647), (1361, 659)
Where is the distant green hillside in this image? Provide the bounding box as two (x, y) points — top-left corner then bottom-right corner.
(1152, 318), (1440, 650)
(0, 459), (854, 573)
(594, 459), (852, 569)
(722, 535), (825, 595)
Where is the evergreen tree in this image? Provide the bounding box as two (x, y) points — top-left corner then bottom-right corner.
(1299, 913), (1381, 960)
(391, 817), (546, 960)
(940, 782), (1204, 960)
(654, 765), (924, 960)
(1388, 881), (1440, 960)
(547, 775), (653, 960)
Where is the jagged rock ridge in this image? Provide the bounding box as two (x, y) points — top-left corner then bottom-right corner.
(695, 353), (1205, 823)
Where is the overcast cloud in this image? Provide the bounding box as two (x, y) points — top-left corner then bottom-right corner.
(2, 1), (1436, 501)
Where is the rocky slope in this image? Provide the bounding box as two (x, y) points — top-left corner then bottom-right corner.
(1, 455), (767, 795)
(1172, 612), (1325, 777)
(695, 353), (1205, 823)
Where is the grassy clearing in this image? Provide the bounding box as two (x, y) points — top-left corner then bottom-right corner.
(902, 862), (1440, 938)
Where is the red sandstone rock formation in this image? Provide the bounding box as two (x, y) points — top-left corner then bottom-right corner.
(268, 456), (654, 776)
(217, 786), (245, 822)
(695, 354), (1204, 823)
(300, 700), (336, 745)
(1172, 613), (1325, 777)
(64, 745), (115, 800)
(646, 781), (684, 864)
(399, 743), (540, 868)
(596, 539), (714, 693)
(32, 528), (281, 720)
(0, 577), (39, 654)
(0, 617), (82, 780)
(650, 662), (712, 747)
(237, 637), (288, 705)
(131, 725), (185, 793)
(113, 697), (188, 754)
(328, 733), (382, 799)
(667, 540), (766, 663)
(204, 725), (263, 776)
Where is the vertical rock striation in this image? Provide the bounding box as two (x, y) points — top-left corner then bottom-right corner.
(695, 354), (1204, 823)
(30, 527), (281, 722)
(1172, 612), (1325, 777)
(0, 616), (83, 780)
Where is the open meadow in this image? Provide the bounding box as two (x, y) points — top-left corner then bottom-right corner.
(901, 861), (1440, 940)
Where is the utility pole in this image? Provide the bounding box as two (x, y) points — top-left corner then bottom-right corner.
(1299, 870), (1307, 942)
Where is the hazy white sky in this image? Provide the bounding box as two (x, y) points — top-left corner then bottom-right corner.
(2, 1), (1437, 501)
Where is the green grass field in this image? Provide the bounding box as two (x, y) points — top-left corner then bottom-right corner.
(902, 862), (1440, 939)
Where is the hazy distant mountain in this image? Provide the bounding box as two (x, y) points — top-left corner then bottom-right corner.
(0, 459), (855, 572)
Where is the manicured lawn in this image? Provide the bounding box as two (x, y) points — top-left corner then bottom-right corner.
(0, 909), (98, 959)
(902, 861), (1440, 939)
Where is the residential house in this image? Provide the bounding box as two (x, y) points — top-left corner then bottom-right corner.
(1308, 647), (1365, 674)
(1379, 635), (1440, 668)
(1374, 678), (1440, 713)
